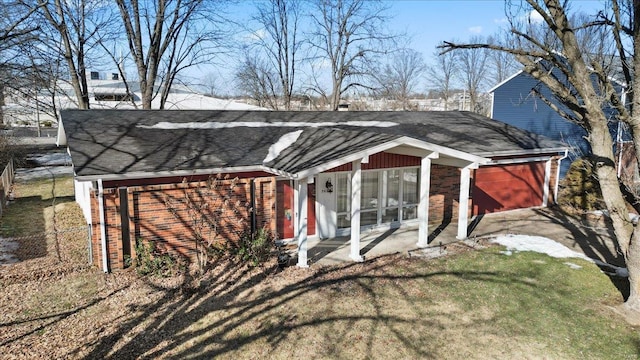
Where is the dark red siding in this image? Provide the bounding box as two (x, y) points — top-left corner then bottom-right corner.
(472, 162), (545, 215)
(326, 152), (420, 172)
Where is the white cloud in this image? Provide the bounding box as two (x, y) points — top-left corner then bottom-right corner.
(494, 17), (509, 24)
(529, 9), (544, 24)
(468, 26), (483, 34)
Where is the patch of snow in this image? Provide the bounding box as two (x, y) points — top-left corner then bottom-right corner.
(138, 120), (398, 130)
(15, 166), (73, 181)
(26, 152), (71, 166)
(499, 250), (513, 256)
(491, 234), (592, 261)
(263, 130), (303, 163)
(491, 234), (630, 278)
(564, 262), (582, 269)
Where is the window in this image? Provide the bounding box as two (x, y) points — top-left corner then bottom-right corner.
(334, 167), (420, 229)
(336, 173), (350, 228)
(360, 172), (379, 225)
(381, 170), (400, 223)
(402, 168), (419, 220)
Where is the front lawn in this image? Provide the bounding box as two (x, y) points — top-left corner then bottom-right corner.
(0, 175), (638, 359)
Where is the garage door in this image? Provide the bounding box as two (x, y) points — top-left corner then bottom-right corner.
(473, 162), (545, 215)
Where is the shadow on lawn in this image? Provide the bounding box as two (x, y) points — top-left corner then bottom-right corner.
(471, 206), (629, 300)
(0, 284), (130, 348)
(80, 254), (562, 359)
(531, 207), (630, 300)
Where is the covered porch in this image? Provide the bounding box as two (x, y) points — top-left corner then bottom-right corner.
(287, 139), (489, 268)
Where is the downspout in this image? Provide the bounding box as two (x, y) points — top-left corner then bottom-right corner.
(97, 179), (108, 273)
(554, 149), (569, 204)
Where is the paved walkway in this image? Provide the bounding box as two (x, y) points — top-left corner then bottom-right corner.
(302, 207), (622, 267)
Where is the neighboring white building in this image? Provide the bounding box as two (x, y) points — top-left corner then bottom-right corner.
(2, 72), (264, 126)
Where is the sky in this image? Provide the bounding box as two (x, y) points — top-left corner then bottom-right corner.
(204, 0), (608, 95)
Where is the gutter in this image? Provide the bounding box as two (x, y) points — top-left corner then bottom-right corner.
(476, 147), (570, 158)
(97, 179), (108, 273)
(75, 165), (291, 182)
(554, 149), (569, 203)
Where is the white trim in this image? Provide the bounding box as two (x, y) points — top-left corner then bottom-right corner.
(543, 159), (552, 207)
(554, 150), (569, 203)
(293, 180), (299, 240)
(486, 156), (552, 165)
(76, 165), (290, 182)
(488, 69), (525, 93)
(456, 165), (474, 240)
(490, 92), (495, 119)
(297, 178), (309, 268)
(293, 137), (489, 179)
(350, 160), (364, 262)
(417, 156), (431, 248)
(97, 179), (108, 273)
(475, 148), (570, 158)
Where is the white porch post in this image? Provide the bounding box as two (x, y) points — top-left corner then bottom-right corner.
(293, 180), (299, 239)
(297, 178), (309, 268)
(457, 165), (473, 240)
(543, 159), (552, 207)
(350, 159), (364, 262)
(417, 156), (432, 248)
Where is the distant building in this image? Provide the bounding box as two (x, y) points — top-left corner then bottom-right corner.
(1, 71), (264, 126)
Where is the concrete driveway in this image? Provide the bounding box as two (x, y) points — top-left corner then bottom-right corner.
(304, 207), (623, 267)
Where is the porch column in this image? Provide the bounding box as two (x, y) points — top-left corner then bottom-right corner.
(297, 178), (309, 268)
(543, 159), (552, 207)
(350, 159), (364, 262)
(457, 165), (472, 240)
(293, 180), (299, 239)
(417, 156), (432, 248)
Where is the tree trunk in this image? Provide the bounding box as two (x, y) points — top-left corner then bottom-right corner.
(625, 226), (640, 311)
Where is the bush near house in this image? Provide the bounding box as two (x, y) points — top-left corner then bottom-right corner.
(558, 158), (605, 211)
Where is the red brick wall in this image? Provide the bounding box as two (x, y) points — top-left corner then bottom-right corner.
(428, 164), (461, 226)
(90, 176), (276, 271)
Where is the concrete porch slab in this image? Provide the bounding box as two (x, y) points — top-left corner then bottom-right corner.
(293, 207), (621, 267)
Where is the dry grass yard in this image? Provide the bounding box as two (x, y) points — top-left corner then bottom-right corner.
(0, 175), (638, 359)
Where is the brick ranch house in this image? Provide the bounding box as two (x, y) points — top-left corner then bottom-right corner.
(57, 110), (569, 272)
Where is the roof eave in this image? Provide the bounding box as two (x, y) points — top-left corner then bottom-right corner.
(291, 136), (491, 179)
(75, 165), (291, 182)
(476, 147), (570, 158)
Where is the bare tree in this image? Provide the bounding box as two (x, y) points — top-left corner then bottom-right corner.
(374, 48), (426, 110)
(240, 0), (302, 110)
(34, 0), (116, 109)
(0, 1), (41, 123)
(486, 34), (519, 85)
(442, 0), (640, 320)
(426, 47), (458, 110)
(454, 35), (489, 113)
(235, 55), (280, 109)
(114, 0), (225, 109)
(308, 0), (395, 110)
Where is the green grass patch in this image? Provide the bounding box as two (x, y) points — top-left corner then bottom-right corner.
(0, 176), (75, 237)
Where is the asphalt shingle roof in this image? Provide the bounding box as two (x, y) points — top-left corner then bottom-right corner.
(60, 110), (567, 179)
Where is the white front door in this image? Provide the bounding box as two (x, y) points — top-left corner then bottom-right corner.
(316, 173), (337, 239)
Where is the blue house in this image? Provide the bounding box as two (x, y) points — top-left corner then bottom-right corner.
(489, 66), (628, 177)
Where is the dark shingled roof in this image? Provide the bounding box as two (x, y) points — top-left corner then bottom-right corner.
(60, 110), (567, 179)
